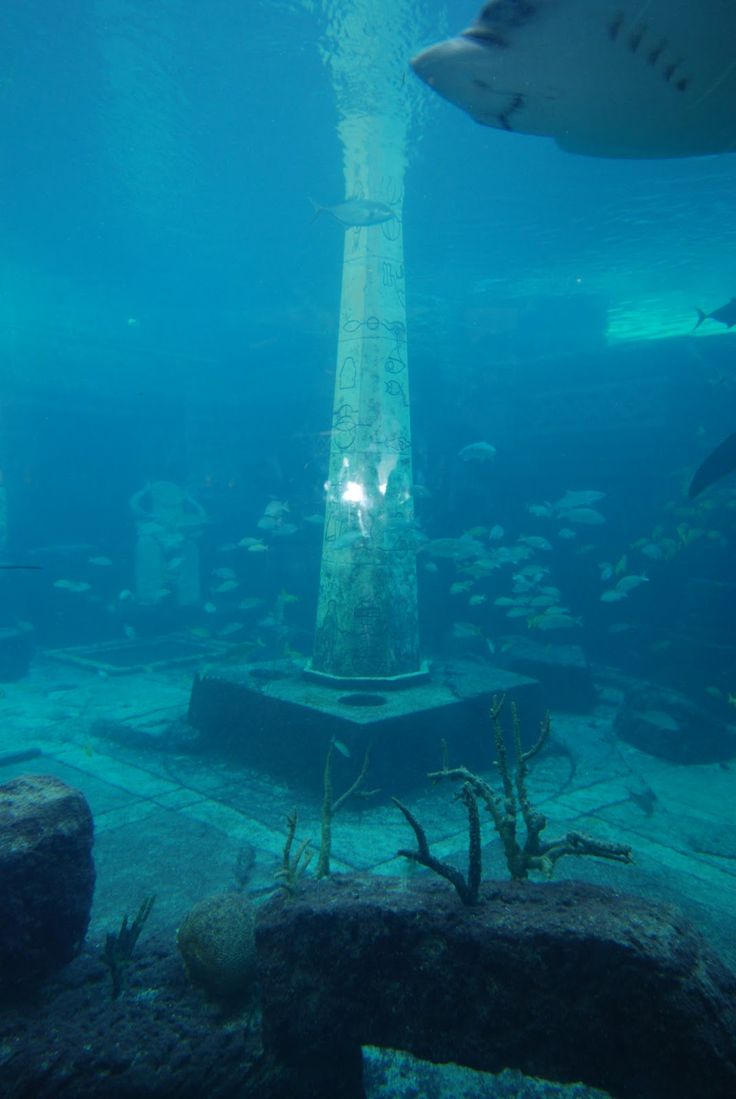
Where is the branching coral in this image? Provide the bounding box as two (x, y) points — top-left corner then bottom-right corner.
(276, 737), (374, 895)
(315, 738), (372, 879)
(393, 783), (481, 905)
(275, 809), (314, 896)
(395, 694), (632, 903)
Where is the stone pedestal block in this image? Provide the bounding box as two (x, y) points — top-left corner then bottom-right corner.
(188, 659), (544, 792)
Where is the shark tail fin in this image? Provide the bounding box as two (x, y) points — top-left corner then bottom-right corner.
(693, 308), (707, 331)
(308, 197), (324, 224)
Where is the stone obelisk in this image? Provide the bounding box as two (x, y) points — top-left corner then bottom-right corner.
(308, 3), (424, 685)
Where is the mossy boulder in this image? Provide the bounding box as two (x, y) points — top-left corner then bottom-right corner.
(0, 774), (95, 991)
(177, 892), (256, 1000)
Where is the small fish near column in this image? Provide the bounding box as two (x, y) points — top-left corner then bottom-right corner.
(307, 3), (425, 686)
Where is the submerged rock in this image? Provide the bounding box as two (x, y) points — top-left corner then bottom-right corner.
(362, 1047), (612, 1098)
(495, 636), (597, 711)
(614, 682), (736, 763)
(257, 875), (736, 1099)
(0, 929), (267, 1098)
(0, 773), (95, 991)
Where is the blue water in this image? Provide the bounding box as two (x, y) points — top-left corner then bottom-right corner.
(2, 0), (735, 688)
(3, 4), (736, 1095)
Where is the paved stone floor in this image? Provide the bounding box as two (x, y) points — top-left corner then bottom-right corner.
(1, 650), (735, 968)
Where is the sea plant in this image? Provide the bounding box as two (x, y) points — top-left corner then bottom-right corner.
(102, 894), (155, 998)
(395, 695), (632, 904)
(275, 737), (374, 894)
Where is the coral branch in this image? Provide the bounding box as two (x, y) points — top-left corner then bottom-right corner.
(102, 895), (155, 999)
(275, 809), (313, 896)
(422, 695), (633, 884)
(393, 787), (481, 906)
(316, 739), (372, 879)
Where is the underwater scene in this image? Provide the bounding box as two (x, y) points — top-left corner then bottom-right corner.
(2, 2), (736, 1097)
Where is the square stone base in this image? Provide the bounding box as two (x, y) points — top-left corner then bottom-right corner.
(187, 659), (544, 793)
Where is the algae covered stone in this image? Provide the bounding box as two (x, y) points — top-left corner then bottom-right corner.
(177, 891), (256, 999)
(0, 773), (95, 990)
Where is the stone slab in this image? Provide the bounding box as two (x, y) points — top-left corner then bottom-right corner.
(45, 634), (230, 676)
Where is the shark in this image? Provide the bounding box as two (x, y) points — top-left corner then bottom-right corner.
(689, 432), (736, 498)
(410, 1), (736, 159)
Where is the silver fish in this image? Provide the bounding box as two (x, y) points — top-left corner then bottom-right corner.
(554, 490), (605, 511)
(333, 530), (367, 551)
(311, 198), (396, 227)
(213, 579), (238, 593)
(532, 613), (580, 631)
(615, 574), (649, 594)
(53, 579), (91, 593)
(458, 441), (496, 462)
(424, 536), (484, 560)
(562, 507), (606, 526)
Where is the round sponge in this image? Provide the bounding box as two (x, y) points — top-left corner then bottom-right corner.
(177, 892), (256, 1000)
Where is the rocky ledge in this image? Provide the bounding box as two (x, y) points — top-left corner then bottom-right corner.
(257, 875), (736, 1099)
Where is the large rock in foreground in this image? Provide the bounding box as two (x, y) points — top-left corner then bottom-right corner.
(257, 876), (736, 1099)
(0, 773), (95, 991)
